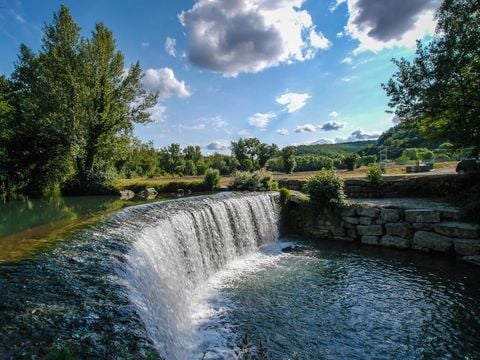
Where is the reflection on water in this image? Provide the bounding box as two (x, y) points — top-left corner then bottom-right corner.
(0, 195), (165, 263)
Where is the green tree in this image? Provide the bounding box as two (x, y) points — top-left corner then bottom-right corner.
(159, 143), (185, 175)
(383, 0), (480, 154)
(281, 146), (296, 173)
(257, 143), (279, 168)
(344, 154), (359, 171)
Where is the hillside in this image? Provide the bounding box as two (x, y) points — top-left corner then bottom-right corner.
(295, 141), (376, 156)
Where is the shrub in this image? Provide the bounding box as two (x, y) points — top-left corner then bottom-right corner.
(203, 168), (220, 191)
(303, 170), (346, 208)
(279, 187), (291, 204)
(344, 154), (359, 171)
(366, 165), (385, 186)
(233, 169), (276, 191)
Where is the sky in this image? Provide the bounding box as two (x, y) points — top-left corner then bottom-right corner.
(0, 0), (441, 153)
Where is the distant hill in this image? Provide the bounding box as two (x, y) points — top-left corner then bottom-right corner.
(295, 141), (376, 156)
(361, 124), (442, 159)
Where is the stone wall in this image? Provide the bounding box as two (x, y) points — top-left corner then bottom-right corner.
(278, 174), (478, 199)
(285, 198), (480, 263)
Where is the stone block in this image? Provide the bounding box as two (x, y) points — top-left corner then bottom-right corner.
(330, 226), (346, 237)
(357, 207), (380, 218)
(341, 207), (357, 217)
(412, 223), (434, 231)
(453, 239), (480, 256)
(334, 236), (355, 242)
(441, 208), (462, 220)
(385, 222), (413, 239)
(359, 217), (373, 225)
(346, 228), (357, 239)
(357, 225), (384, 236)
(381, 208), (400, 223)
(381, 235), (410, 249)
(343, 216), (359, 225)
(434, 222), (480, 239)
(405, 209), (440, 223)
(412, 231), (453, 253)
(361, 235), (380, 245)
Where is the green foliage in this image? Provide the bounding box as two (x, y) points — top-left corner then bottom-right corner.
(232, 169), (275, 191)
(303, 170), (346, 209)
(231, 137), (278, 171)
(281, 146), (296, 173)
(203, 168), (220, 191)
(366, 165), (385, 186)
(359, 155), (377, 167)
(344, 154), (360, 171)
(279, 187), (291, 205)
(295, 141), (375, 156)
(43, 345), (76, 360)
(383, 0), (480, 153)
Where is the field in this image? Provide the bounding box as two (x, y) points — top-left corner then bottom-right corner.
(115, 161), (459, 190)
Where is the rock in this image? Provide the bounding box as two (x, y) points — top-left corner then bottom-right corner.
(119, 189), (135, 200)
(341, 207), (357, 217)
(343, 216), (359, 225)
(412, 223), (434, 231)
(462, 255), (480, 266)
(412, 231), (453, 253)
(381, 235), (410, 249)
(342, 222), (357, 230)
(218, 186), (229, 192)
(361, 236), (380, 245)
(440, 208), (462, 220)
(334, 236), (355, 242)
(330, 226), (346, 237)
(453, 239), (480, 256)
(359, 217), (373, 225)
(282, 245), (310, 253)
(380, 208), (400, 223)
(434, 221), (480, 239)
(357, 225), (384, 236)
(405, 209), (440, 223)
(357, 207), (380, 218)
(135, 187), (158, 200)
(385, 223), (413, 239)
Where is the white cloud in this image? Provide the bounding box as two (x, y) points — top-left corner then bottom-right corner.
(295, 124), (317, 133)
(347, 128), (382, 141)
(341, 0), (440, 53)
(206, 141), (231, 151)
(276, 92), (311, 113)
(141, 42), (150, 48)
(341, 57), (353, 65)
(341, 76), (357, 82)
(311, 138), (336, 145)
(319, 121), (345, 131)
(179, 0), (331, 76)
(149, 104), (167, 122)
(330, 0), (347, 12)
(329, 111), (340, 117)
(165, 37), (176, 57)
(248, 112), (276, 128)
(143, 68), (190, 98)
(276, 128), (289, 136)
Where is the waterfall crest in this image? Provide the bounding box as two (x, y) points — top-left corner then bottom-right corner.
(117, 192), (280, 359)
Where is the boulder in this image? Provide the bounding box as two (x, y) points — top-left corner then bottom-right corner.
(412, 231), (453, 253)
(405, 209), (440, 223)
(453, 239), (480, 256)
(119, 189), (135, 200)
(385, 223), (413, 239)
(357, 207), (380, 218)
(135, 187), (158, 200)
(357, 225), (384, 236)
(380, 208), (400, 223)
(434, 222), (480, 239)
(381, 235), (410, 249)
(361, 236), (380, 245)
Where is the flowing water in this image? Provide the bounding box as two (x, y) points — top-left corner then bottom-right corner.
(0, 192), (479, 359)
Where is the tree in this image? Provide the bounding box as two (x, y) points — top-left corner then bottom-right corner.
(383, 0), (480, 154)
(159, 143), (185, 175)
(281, 146), (296, 173)
(344, 154), (359, 171)
(0, 76), (13, 184)
(257, 143), (279, 168)
(183, 145), (202, 163)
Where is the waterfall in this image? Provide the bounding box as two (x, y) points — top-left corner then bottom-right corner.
(116, 192), (280, 359)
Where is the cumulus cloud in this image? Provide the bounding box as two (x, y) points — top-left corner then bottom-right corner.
(347, 128), (381, 141)
(206, 141), (231, 151)
(328, 111), (340, 117)
(319, 121), (345, 131)
(248, 112), (276, 128)
(143, 68), (190, 98)
(149, 104), (167, 122)
(179, 0), (331, 76)
(165, 37), (176, 57)
(276, 128), (289, 135)
(295, 124), (317, 133)
(341, 0), (440, 53)
(311, 138), (336, 145)
(276, 92), (311, 113)
(391, 114), (401, 124)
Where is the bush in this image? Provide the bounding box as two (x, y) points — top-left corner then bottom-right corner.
(203, 168), (220, 191)
(279, 187), (291, 204)
(366, 165), (385, 186)
(233, 169), (276, 191)
(344, 154), (359, 171)
(303, 170), (346, 208)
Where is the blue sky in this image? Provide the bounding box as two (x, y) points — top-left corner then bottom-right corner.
(0, 0), (440, 153)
